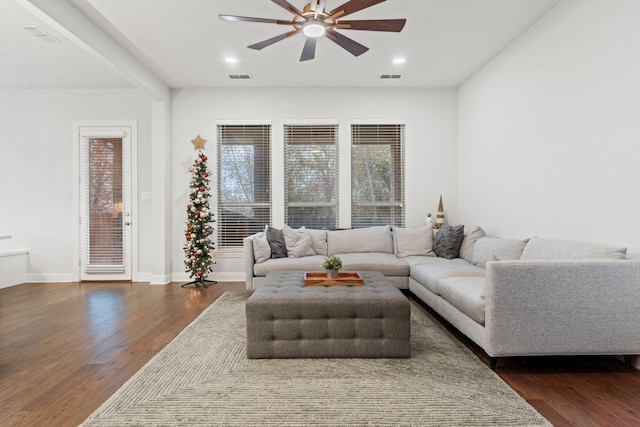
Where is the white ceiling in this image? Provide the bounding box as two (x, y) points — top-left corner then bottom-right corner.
(1, 0), (562, 90)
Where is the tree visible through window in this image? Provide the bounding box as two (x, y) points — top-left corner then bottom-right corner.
(284, 125), (338, 229)
(351, 124), (405, 228)
(217, 125), (271, 248)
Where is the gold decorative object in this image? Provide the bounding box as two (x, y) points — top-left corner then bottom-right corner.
(191, 135), (207, 150)
(436, 195), (445, 229)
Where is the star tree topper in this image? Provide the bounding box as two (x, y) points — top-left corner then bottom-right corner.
(191, 134), (207, 150)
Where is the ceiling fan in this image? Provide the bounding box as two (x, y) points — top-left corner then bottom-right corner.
(219, 0), (406, 61)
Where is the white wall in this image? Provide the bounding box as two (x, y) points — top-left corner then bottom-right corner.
(0, 89), (153, 282)
(171, 88), (458, 281)
(458, 0), (640, 257)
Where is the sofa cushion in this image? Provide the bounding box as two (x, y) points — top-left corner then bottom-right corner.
(265, 226), (288, 258)
(401, 255), (469, 266)
(306, 228), (328, 256)
(410, 263), (485, 295)
(336, 253), (410, 276)
(393, 225), (435, 258)
(282, 225), (316, 258)
(327, 225), (393, 256)
(433, 224), (465, 259)
(253, 255), (327, 277)
(252, 233), (271, 263)
(459, 226), (486, 263)
(472, 237), (529, 268)
(520, 237), (627, 260)
(437, 276), (486, 325)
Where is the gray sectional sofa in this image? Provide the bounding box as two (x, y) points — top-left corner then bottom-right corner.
(244, 224), (640, 366)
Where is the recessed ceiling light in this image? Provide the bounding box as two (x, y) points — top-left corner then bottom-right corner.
(392, 57), (406, 65)
(224, 57), (238, 64)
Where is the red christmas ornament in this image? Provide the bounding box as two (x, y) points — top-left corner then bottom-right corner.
(187, 227), (193, 232)
(199, 185), (206, 192)
(197, 270), (204, 277)
(187, 204), (192, 210)
(203, 173), (208, 177)
(195, 210), (200, 216)
(186, 235), (191, 241)
(202, 155), (208, 162)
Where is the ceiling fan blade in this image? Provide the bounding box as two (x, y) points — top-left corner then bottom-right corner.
(329, 0), (386, 19)
(248, 30), (301, 50)
(337, 19), (406, 32)
(325, 29), (369, 57)
(271, 0), (305, 19)
(300, 37), (317, 61)
(219, 15), (292, 25)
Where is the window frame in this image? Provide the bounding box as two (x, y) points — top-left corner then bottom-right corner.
(216, 123), (272, 251)
(350, 123), (406, 229)
(283, 123), (339, 230)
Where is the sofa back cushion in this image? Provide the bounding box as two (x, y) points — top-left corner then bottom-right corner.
(327, 225), (393, 256)
(393, 225), (435, 258)
(520, 237), (627, 260)
(306, 228), (328, 256)
(472, 237), (529, 268)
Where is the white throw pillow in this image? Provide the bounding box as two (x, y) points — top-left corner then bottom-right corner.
(472, 237), (529, 268)
(252, 233), (271, 263)
(282, 225), (316, 258)
(393, 225), (435, 258)
(459, 226), (486, 263)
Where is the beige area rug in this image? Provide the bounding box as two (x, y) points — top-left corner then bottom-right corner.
(81, 291), (551, 426)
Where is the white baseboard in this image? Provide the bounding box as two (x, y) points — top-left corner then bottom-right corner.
(149, 274), (171, 285)
(26, 273), (74, 283)
(136, 272), (152, 283)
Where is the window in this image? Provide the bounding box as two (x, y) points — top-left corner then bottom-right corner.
(82, 137), (125, 271)
(217, 124), (271, 248)
(351, 124), (405, 228)
(284, 124), (338, 229)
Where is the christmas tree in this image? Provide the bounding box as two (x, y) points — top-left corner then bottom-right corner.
(183, 149), (216, 287)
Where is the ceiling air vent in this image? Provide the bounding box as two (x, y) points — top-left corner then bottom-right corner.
(380, 74), (403, 79)
(23, 25), (59, 43)
(228, 74), (252, 80)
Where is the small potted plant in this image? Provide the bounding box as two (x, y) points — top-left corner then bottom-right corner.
(322, 255), (342, 279)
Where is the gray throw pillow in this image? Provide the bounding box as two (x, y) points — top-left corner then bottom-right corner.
(433, 224), (465, 260)
(265, 226), (288, 258)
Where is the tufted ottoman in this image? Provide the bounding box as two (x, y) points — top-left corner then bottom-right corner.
(246, 271), (410, 358)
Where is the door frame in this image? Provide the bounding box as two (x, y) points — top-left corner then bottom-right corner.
(72, 120), (138, 282)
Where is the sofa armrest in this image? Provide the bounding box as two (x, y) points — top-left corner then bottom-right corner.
(243, 234), (258, 290)
(484, 259), (640, 357)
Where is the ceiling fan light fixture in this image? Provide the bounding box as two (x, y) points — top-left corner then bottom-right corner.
(302, 19), (326, 38)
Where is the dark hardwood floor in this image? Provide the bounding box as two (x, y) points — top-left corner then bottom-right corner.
(1, 281), (638, 427)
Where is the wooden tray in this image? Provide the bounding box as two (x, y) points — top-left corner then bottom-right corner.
(304, 272), (364, 286)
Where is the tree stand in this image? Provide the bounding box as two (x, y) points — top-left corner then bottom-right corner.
(182, 277), (217, 288)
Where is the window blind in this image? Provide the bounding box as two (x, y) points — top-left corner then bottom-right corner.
(82, 137), (125, 273)
(351, 124), (405, 228)
(217, 124), (271, 248)
(284, 124), (338, 229)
